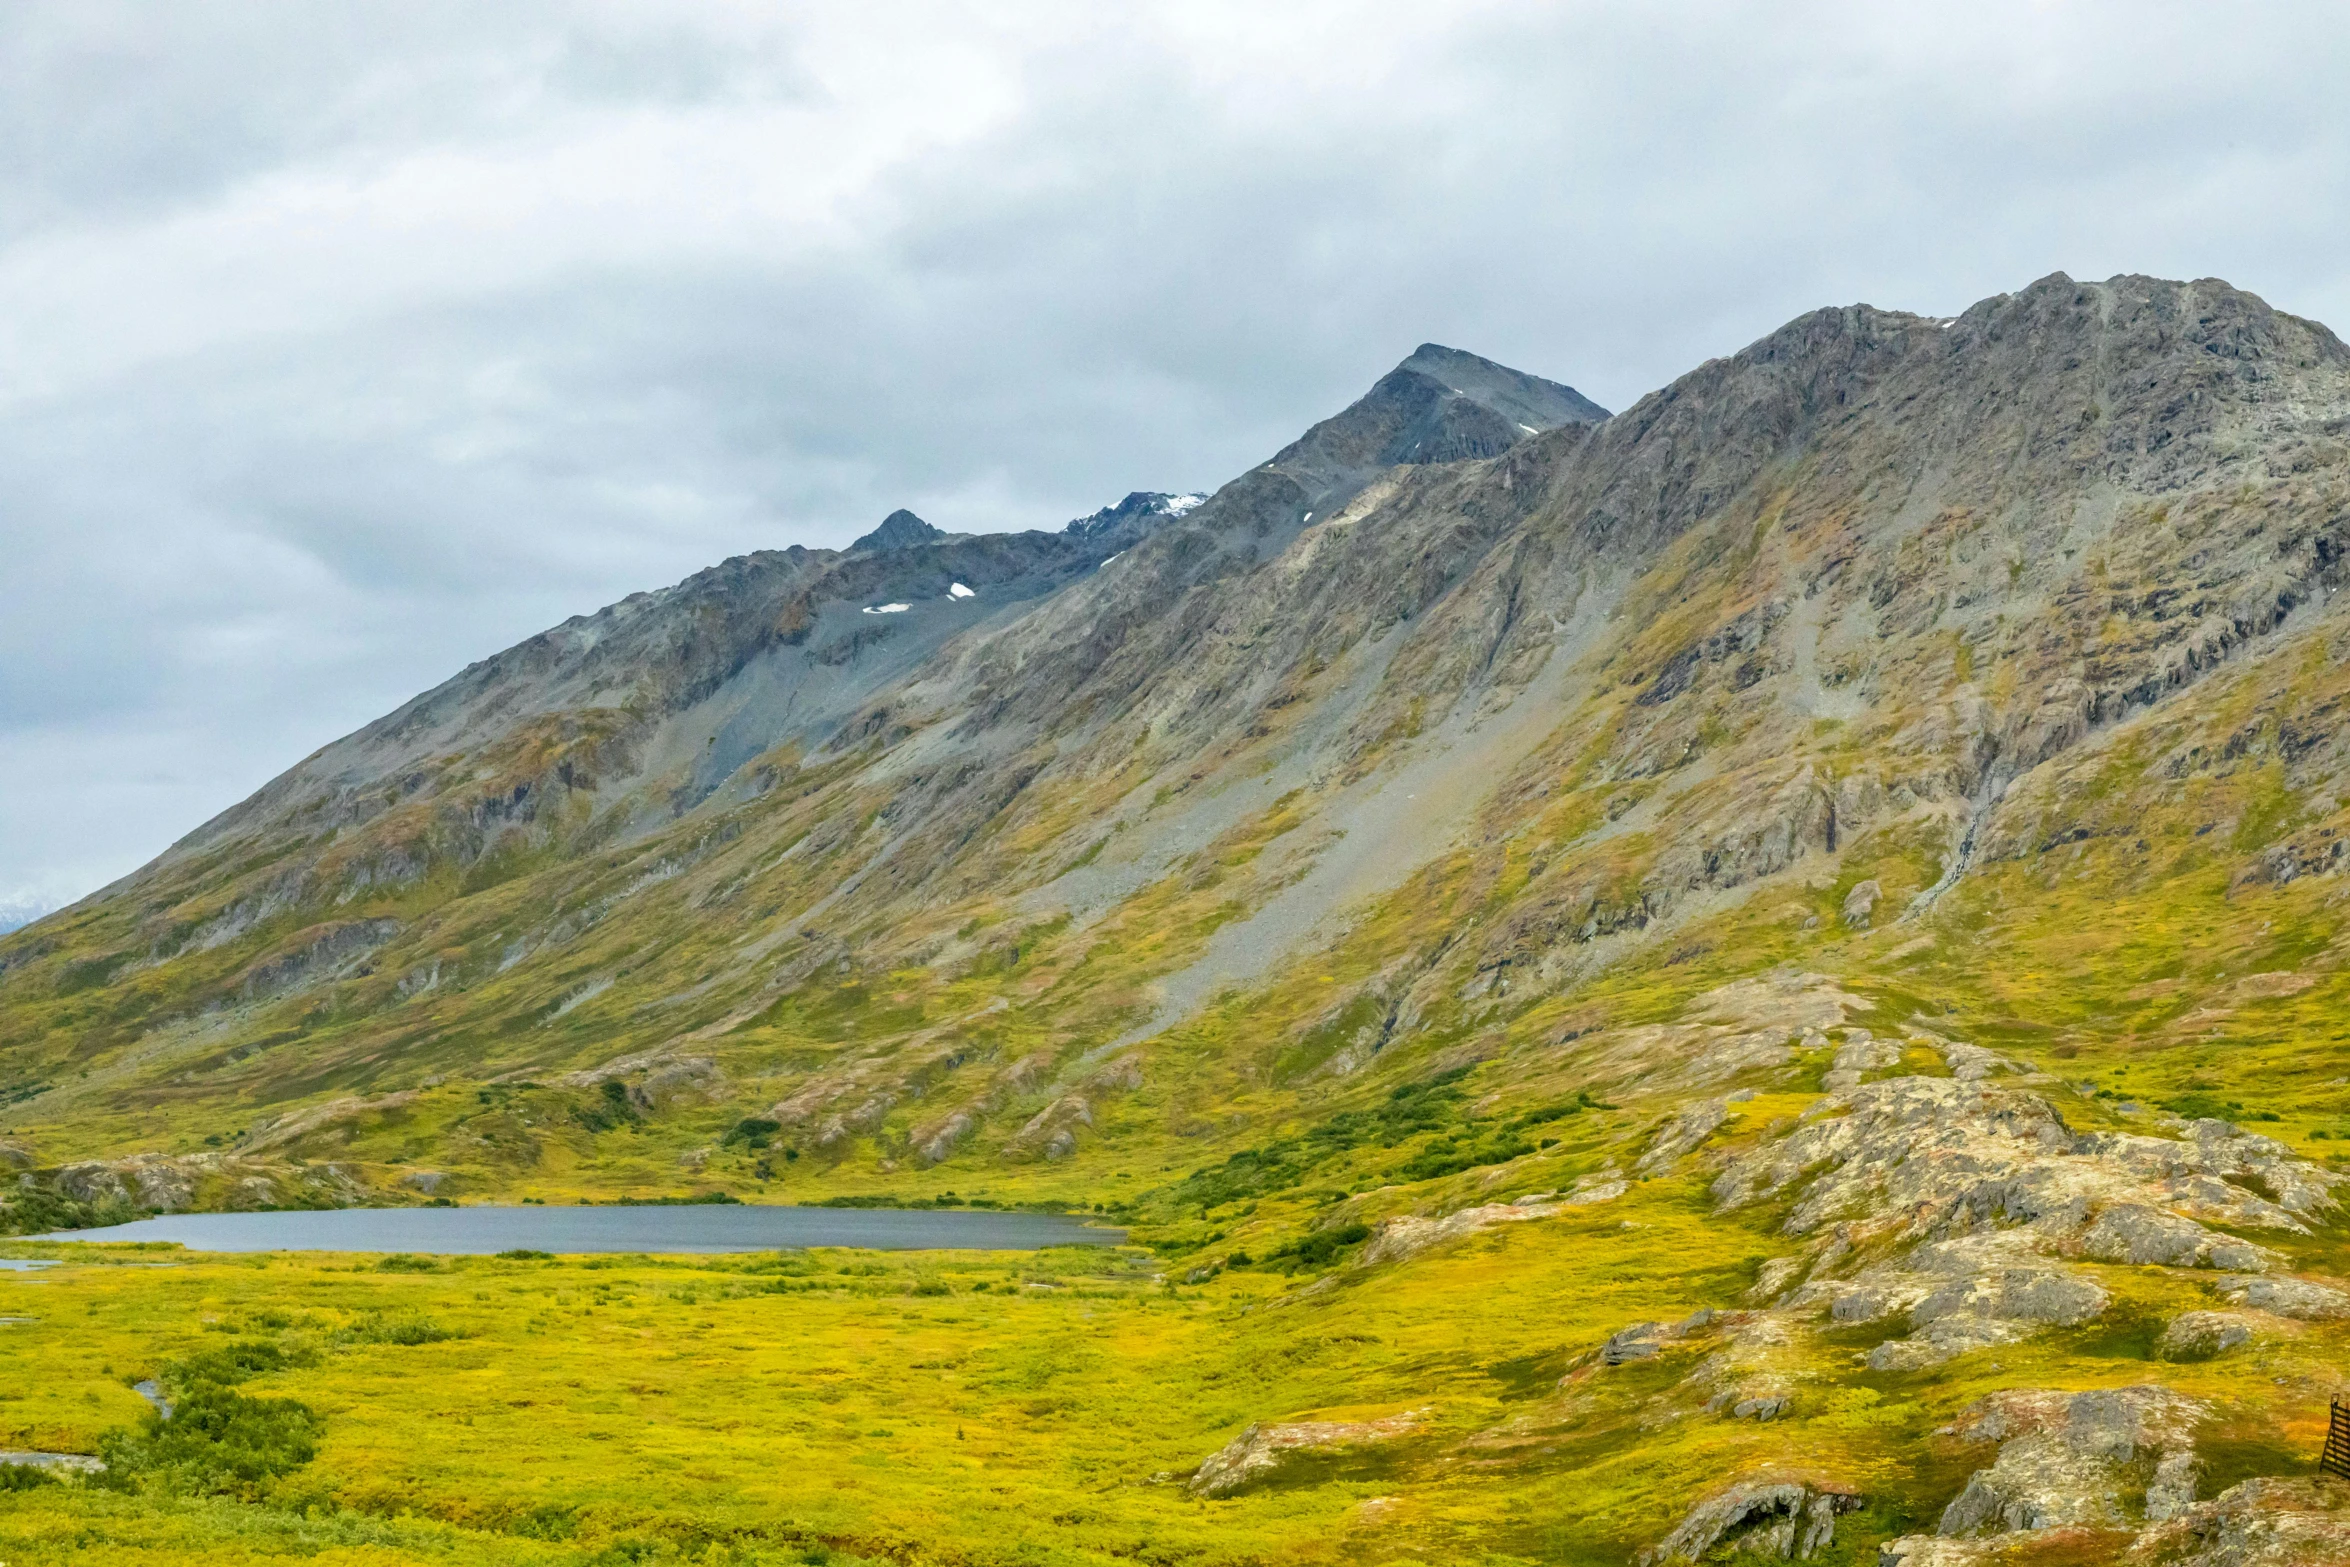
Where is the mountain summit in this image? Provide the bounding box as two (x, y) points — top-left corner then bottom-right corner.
(848, 508), (945, 552)
(12, 280), (2350, 1557)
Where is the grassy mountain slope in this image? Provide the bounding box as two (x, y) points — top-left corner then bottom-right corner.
(9, 277), (2350, 1560)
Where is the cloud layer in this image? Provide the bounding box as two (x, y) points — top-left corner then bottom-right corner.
(7, 0), (2349, 910)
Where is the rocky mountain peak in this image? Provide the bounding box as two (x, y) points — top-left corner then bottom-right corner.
(1254, 345), (1608, 516)
(1396, 341), (1610, 432)
(1065, 491), (1207, 539)
(849, 508), (945, 552)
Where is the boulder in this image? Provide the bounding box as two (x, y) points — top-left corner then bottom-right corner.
(2158, 1311), (2256, 1360)
(1601, 1322), (1669, 1365)
(1636, 1479), (1861, 1563)
(2212, 1275), (2350, 1320)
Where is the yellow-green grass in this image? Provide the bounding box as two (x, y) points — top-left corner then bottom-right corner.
(7, 1146), (2348, 1567)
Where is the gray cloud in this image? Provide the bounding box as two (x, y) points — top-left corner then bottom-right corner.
(6, 0), (2350, 911)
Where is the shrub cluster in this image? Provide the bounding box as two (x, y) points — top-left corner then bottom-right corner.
(1151, 1072), (1609, 1218)
(99, 1385), (322, 1499)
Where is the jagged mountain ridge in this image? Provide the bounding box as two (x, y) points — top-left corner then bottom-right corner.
(4, 280), (2348, 1201)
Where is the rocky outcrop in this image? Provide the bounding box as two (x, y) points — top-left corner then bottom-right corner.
(1359, 1197), (1568, 1267)
(1004, 1094), (1094, 1162)
(1637, 1479), (1861, 1563)
(1824, 1030), (1902, 1091)
(11, 1152), (372, 1226)
(1934, 1387), (2203, 1537)
(2082, 1205), (2269, 1271)
(1186, 1409), (1425, 1497)
(1637, 1098), (1729, 1174)
(2158, 1311), (2258, 1360)
(2212, 1275), (2350, 1320)
(2129, 1476), (2350, 1565)
(561, 1050), (726, 1111)
(1713, 1078), (2337, 1245)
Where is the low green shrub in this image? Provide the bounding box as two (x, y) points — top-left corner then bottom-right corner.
(335, 1309), (457, 1346)
(1259, 1222), (1372, 1273)
(167, 1339), (309, 1389)
(98, 1386), (321, 1498)
(374, 1253), (441, 1273)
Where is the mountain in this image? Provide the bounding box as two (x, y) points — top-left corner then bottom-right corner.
(12, 285), (2350, 1557)
(1065, 491), (1207, 538)
(848, 508), (946, 552)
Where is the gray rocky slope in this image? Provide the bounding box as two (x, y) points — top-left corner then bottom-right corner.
(8, 273), (2350, 1197)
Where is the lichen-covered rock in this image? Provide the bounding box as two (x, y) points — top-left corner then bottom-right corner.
(912, 1108), (977, 1167)
(2212, 1275), (2350, 1321)
(1359, 1199), (1560, 1266)
(1937, 1386), (2202, 1538)
(1601, 1321), (1670, 1365)
(1637, 1098), (1729, 1174)
(1596, 1308), (1724, 1367)
(1824, 1030), (1903, 1091)
(1815, 1235), (2108, 1368)
(2159, 1311), (2257, 1360)
(1912, 1267), (2109, 1329)
(2082, 1205), (2270, 1271)
(1186, 1409), (1424, 1497)
(1714, 1076), (2337, 1243)
(1636, 1478), (1861, 1562)
(1004, 1094), (1093, 1161)
(2128, 1475), (2350, 1564)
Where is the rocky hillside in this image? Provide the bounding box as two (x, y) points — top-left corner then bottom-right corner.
(12, 276), (2350, 1560)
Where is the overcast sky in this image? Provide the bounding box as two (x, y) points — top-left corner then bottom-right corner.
(3, 0), (2347, 917)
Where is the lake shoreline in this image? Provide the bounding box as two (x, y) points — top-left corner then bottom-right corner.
(26, 1203), (1129, 1255)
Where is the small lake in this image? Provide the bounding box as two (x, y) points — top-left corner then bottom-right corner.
(34, 1205), (1125, 1256)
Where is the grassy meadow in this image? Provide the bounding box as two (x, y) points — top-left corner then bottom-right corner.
(6, 1121), (2349, 1567)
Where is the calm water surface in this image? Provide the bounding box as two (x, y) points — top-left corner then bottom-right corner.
(36, 1205), (1124, 1255)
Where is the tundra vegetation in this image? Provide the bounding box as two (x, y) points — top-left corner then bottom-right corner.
(10, 279), (2350, 1560)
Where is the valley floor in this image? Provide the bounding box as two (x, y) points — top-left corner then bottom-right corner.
(5, 1145), (2349, 1567)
